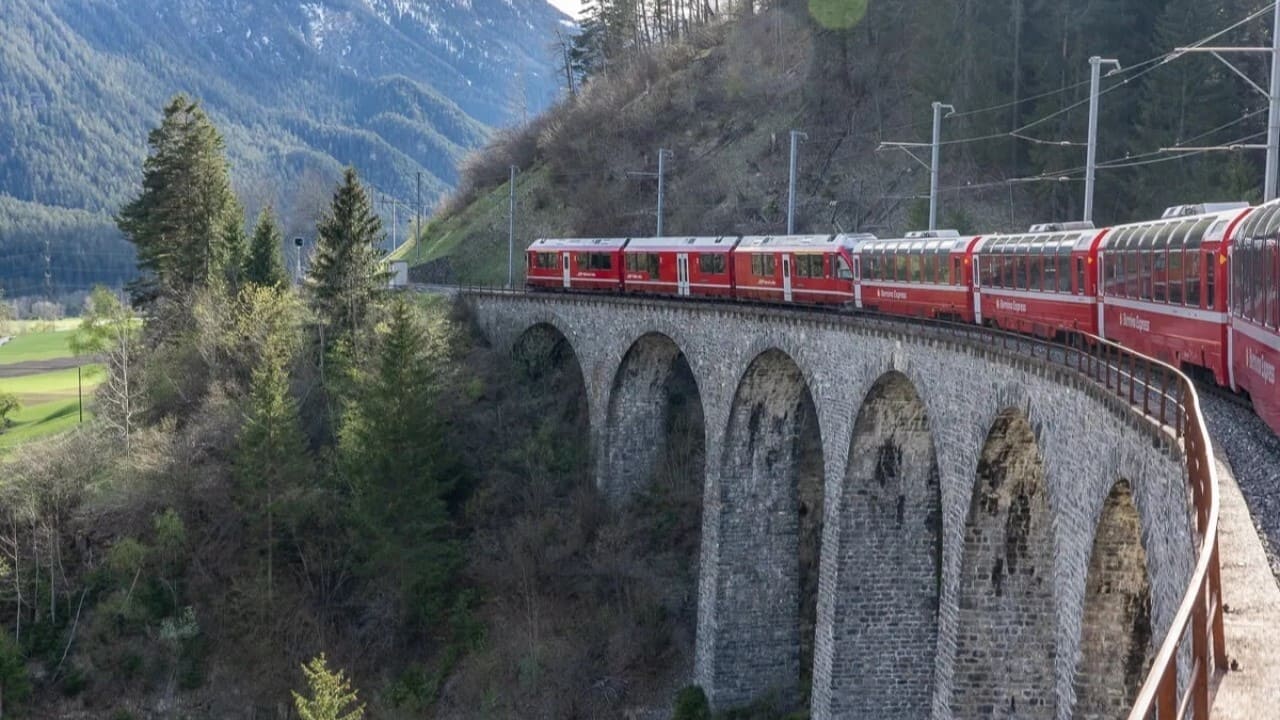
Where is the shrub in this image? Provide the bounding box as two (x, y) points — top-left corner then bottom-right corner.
(673, 685), (711, 720)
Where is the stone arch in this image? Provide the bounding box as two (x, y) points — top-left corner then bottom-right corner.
(602, 332), (706, 505)
(1072, 479), (1152, 719)
(952, 407), (1057, 720)
(711, 348), (823, 709)
(512, 322), (590, 460)
(822, 371), (942, 718)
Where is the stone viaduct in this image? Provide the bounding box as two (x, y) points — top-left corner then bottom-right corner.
(462, 291), (1196, 720)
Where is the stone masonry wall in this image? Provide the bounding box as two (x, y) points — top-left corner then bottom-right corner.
(465, 294), (1195, 720)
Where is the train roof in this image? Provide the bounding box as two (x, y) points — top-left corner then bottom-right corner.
(973, 226), (1099, 255)
(527, 237), (629, 251)
(735, 234), (859, 252)
(624, 235), (739, 250)
(1100, 203), (1252, 251)
(859, 233), (977, 254)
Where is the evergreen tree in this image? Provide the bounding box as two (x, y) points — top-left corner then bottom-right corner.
(292, 653), (365, 720)
(0, 628), (31, 717)
(340, 297), (461, 627)
(306, 168), (388, 347)
(236, 286), (311, 612)
(117, 95), (240, 305)
(245, 205), (290, 289)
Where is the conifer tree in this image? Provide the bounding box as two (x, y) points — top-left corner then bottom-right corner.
(340, 297), (460, 626)
(117, 95), (240, 305)
(245, 205), (290, 289)
(306, 168), (388, 347)
(235, 285), (309, 610)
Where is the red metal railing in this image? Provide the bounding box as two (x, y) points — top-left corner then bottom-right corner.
(455, 288), (1226, 719)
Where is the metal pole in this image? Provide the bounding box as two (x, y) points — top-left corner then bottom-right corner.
(77, 366), (82, 423)
(1084, 57), (1118, 222)
(391, 196), (398, 253)
(508, 165), (517, 289)
(657, 149), (670, 237)
(787, 130), (808, 234)
(415, 171), (422, 261)
(930, 102), (942, 231)
(1267, 2), (1280, 201)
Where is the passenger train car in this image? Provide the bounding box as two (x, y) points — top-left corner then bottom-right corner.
(525, 198), (1280, 436)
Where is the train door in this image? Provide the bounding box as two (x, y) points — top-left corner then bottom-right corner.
(676, 253), (691, 297)
(853, 256), (863, 309)
(1096, 252), (1106, 335)
(782, 254), (793, 302)
(562, 252), (571, 288)
(972, 255), (983, 324)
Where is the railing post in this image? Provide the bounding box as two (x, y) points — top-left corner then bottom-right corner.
(1158, 664), (1178, 720)
(1193, 593), (1210, 720)
(1210, 537), (1227, 668)
(1143, 358), (1152, 417)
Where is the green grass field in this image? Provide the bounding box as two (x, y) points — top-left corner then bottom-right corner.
(0, 325), (98, 451)
(0, 329), (78, 363)
(4, 318), (81, 334)
(0, 399), (89, 450)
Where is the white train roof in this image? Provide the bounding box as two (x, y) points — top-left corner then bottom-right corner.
(973, 227), (1099, 254)
(735, 234), (861, 251)
(1101, 203), (1251, 251)
(860, 233), (977, 254)
(624, 235), (739, 250)
(528, 237), (629, 251)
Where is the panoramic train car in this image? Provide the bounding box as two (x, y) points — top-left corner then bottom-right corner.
(730, 234), (859, 304)
(1098, 203), (1251, 384)
(854, 230), (980, 321)
(526, 237), (627, 291)
(1229, 198), (1280, 431)
(972, 222), (1104, 338)
(621, 235), (740, 298)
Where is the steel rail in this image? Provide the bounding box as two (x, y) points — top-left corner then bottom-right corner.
(450, 285), (1225, 719)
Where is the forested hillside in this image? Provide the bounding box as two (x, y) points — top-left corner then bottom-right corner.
(0, 0), (569, 299)
(399, 0), (1269, 284)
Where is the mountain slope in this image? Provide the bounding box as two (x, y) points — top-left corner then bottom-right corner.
(0, 0), (569, 298)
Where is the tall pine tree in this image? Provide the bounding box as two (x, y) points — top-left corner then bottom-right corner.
(117, 95), (240, 305)
(339, 297), (460, 627)
(307, 168), (387, 347)
(235, 285), (310, 612)
(245, 205), (290, 289)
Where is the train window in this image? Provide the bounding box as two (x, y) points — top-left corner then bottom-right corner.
(1028, 256), (1043, 292)
(533, 252), (557, 269)
(1206, 253), (1217, 310)
(1076, 258), (1086, 295)
(837, 255), (853, 280)
(894, 254), (907, 281)
(952, 257), (963, 285)
(698, 253), (726, 275)
(1167, 250), (1184, 305)
(1185, 252), (1201, 307)
(938, 256), (952, 284)
(1272, 242), (1280, 327)
(627, 253), (660, 276)
(907, 254), (921, 282)
(794, 254), (823, 278)
(1056, 256), (1071, 292)
(750, 254), (776, 277)
(1123, 251), (1136, 298)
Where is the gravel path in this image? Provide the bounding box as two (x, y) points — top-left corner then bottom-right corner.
(1201, 391), (1280, 583)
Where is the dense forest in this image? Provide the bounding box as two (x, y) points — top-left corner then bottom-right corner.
(405, 0), (1272, 284)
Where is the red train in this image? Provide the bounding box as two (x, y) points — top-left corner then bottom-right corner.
(526, 199), (1280, 434)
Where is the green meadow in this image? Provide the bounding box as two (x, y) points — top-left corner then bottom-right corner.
(0, 327), (98, 450)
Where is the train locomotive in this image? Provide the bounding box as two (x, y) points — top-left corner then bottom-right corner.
(526, 198), (1280, 434)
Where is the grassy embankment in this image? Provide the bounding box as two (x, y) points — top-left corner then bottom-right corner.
(0, 327), (101, 450)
